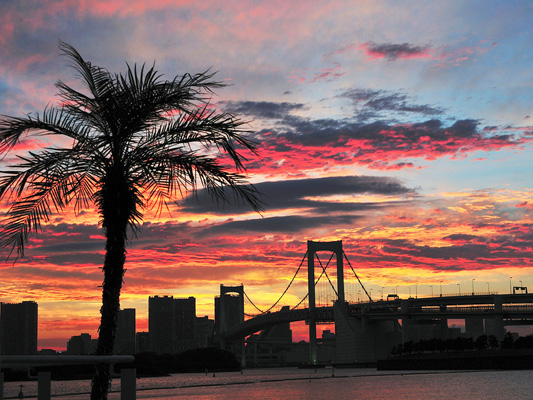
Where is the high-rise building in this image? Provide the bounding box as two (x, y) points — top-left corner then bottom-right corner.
(136, 331), (150, 353)
(114, 308), (136, 354)
(174, 297), (196, 353)
(149, 296), (196, 354)
(0, 301), (38, 355)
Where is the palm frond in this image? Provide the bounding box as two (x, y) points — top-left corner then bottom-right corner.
(59, 40), (114, 101)
(0, 145), (101, 257)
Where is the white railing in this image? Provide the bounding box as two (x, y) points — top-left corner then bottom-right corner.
(0, 355), (135, 400)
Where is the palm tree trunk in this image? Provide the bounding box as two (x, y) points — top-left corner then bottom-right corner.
(90, 233), (126, 400)
(91, 172), (131, 400)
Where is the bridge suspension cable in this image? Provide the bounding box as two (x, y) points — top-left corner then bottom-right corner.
(343, 251), (372, 302)
(315, 253), (338, 298)
(289, 254), (333, 310)
(243, 246), (373, 316)
(243, 251), (308, 314)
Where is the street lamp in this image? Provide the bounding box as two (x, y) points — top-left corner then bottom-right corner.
(486, 282), (490, 294)
(416, 283), (418, 299)
(510, 277), (513, 294)
(381, 287), (384, 301)
(457, 283), (461, 296)
(430, 285), (433, 297)
(440, 280), (443, 297)
(472, 278), (475, 295)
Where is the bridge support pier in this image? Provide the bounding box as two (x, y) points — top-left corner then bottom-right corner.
(401, 299), (412, 343)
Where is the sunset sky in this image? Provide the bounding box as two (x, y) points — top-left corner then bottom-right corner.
(0, 0), (532, 350)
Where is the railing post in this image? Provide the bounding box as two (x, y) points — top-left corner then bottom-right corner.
(121, 368), (136, 400)
(38, 371), (51, 400)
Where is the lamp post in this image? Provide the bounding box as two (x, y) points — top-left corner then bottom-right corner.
(486, 282), (490, 294)
(457, 283), (461, 296)
(510, 277), (512, 294)
(440, 281), (443, 297)
(472, 278), (475, 295)
(381, 287), (384, 301)
(416, 283), (418, 299)
(430, 285), (433, 297)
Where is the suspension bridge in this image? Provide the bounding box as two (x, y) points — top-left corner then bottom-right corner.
(215, 240), (533, 366)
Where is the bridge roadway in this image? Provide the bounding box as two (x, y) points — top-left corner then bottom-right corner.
(222, 293), (533, 340)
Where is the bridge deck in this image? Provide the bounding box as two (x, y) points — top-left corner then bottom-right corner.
(222, 293), (533, 339)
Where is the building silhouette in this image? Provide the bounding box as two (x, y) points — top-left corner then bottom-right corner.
(175, 297), (196, 352)
(115, 308), (136, 354)
(136, 331), (150, 353)
(0, 301), (38, 355)
(245, 306), (293, 367)
(67, 333), (97, 355)
(194, 316), (215, 348)
(149, 296), (196, 354)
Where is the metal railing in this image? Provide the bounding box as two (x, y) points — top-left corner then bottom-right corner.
(0, 355), (135, 400)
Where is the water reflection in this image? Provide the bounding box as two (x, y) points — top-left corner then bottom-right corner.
(4, 368), (532, 399)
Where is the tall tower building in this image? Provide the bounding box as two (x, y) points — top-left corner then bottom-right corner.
(0, 301), (38, 355)
(174, 297), (196, 353)
(149, 296), (196, 354)
(114, 308), (136, 354)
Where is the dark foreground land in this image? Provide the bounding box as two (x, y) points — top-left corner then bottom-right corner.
(2, 347), (240, 381)
(378, 349), (533, 370)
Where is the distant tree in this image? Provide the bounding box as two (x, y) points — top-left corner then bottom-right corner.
(501, 332), (515, 349)
(0, 42), (262, 400)
(403, 341), (415, 354)
(475, 334), (488, 351)
(488, 335), (499, 350)
(514, 334), (533, 349)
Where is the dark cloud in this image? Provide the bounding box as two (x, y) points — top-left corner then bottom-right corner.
(237, 99), (531, 171)
(200, 214), (362, 235)
(220, 101), (306, 120)
(377, 226), (533, 269)
(181, 175), (416, 214)
(363, 42), (431, 61)
(341, 88), (444, 118)
(443, 234), (485, 243)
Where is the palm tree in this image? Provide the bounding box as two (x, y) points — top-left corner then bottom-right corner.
(0, 41), (262, 400)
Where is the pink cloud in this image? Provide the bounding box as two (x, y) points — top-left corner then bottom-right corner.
(516, 201), (533, 210)
(289, 62), (344, 84)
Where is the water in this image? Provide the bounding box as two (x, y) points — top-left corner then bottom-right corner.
(5, 367), (533, 399)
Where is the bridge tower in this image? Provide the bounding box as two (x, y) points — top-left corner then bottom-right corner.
(307, 240), (344, 365)
(215, 284), (245, 367)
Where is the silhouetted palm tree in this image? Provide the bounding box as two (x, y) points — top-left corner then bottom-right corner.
(0, 42), (261, 400)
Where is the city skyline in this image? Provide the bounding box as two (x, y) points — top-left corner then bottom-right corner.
(0, 1), (532, 350)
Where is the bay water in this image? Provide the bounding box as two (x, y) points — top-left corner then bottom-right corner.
(5, 367), (533, 399)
